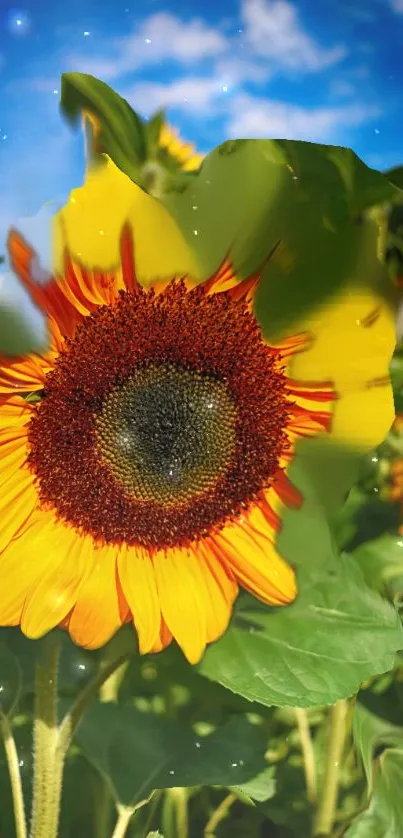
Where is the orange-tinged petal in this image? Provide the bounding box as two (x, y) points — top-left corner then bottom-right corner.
(20, 519), (93, 638)
(152, 548), (208, 664)
(196, 542), (238, 643)
(68, 543), (126, 649)
(150, 618), (173, 655)
(0, 354), (51, 394)
(117, 545), (161, 654)
(215, 505), (297, 605)
(7, 230), (83, 340)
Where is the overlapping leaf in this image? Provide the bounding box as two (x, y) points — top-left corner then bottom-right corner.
(199, 556), (403, 708)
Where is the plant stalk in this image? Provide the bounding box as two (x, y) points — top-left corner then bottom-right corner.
(313, 699), (349, 837)
(111, 804), (135, 838)
(204, 793), (237, 837)
(294, 707), (317, 803)
(30, 634), (63, 838)
(1, 714), (27, 838)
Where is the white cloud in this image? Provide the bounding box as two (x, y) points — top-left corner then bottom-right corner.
(226, 93), (379, 142)
(390, 0), (403, 12)
(123, 77), (224, 116)
(241, 0), (346, 71)
(65, 13), (227, 81)
(214, 55), (270, 85)
(64, 1), (346, 89)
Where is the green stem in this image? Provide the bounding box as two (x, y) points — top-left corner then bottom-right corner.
(58, 653), (130, 755)
(294, 708), (317, 803)
(1, 714), (28, 838)
(313, 700), (349, 837)
(204, 793), (237, 837)
(170, 788), (188, 838)
(110, 805), (135, 838)
(30, 633), (63, 838)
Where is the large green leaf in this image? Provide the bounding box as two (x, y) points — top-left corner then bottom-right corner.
(161, 139), (398, 341)
(276, 438), (364, 571)
(352, 535), (403, 598)
(345, 749), (403, 838)
(60, 73), (147, 177)
(385, 167), (403, 192)
(352, 703), (403, 795)
(198, 556), (403, 708)
(75, 702), (267, 806)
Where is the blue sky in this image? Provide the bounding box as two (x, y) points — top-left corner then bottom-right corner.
(0, 0), (402, 258)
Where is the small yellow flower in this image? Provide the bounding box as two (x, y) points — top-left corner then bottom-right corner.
(158, 122), (204, 172)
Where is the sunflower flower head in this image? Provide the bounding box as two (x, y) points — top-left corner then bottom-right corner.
(158, 122), (204, 172)
(0, 214), (337, 664)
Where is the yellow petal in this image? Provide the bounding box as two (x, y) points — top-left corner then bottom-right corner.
(117, 545), (161, 654)
(289, 289), (396, 449)
(53, 156), (200, 284)
(0, 475), (37, 553)
(152, 547), (208, 664)
(68, 542), (126, 649)
(19, 516), (92, 638)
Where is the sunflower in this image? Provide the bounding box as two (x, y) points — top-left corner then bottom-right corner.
(0, 199), (343, 664)
(158, 122), (204, 172)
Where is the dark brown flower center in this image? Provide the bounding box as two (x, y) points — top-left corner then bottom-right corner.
(96, 364), (237, 506)
(27, 280), (291, 550)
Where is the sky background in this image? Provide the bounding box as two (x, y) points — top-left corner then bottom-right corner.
(0, 0), (402, 261)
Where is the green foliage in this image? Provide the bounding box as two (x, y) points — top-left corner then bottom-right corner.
(199, 557), (403, 708)
(161, 139), (398, 341)
(3, 74), (403, 838)
(0, 304), (48, 355)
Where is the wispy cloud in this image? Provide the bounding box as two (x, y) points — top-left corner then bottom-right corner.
(241, 0), (346, 71)
(123, 77), (224, 116)
(389, 0), (403, 13)
(64, 13), (227, 81)
(63, 0), (346, 87)
(225, 93), (380, 142)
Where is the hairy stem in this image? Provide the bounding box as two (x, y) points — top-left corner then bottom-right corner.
(314, 700), (349, 837)
(30, 634), (62, 838)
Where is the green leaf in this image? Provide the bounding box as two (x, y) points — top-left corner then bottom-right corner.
(0, 627), (99, 696)
(231, 765), (276, 803)
(352, 535), (403, 598)
(385, 167), (403, 192)
(162, 139), (398, 341)
(0, 304), (48, 356)
(145, 109), (166, 157)
(277, 437), (364, 571)
(60, 73), (147, 178)
(76, 702), (267, 806)
(198, 555), (403, 708)
(345, 748), (403, 838)
(352, 703), (403, 796)
(258, 759), (311, 833)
